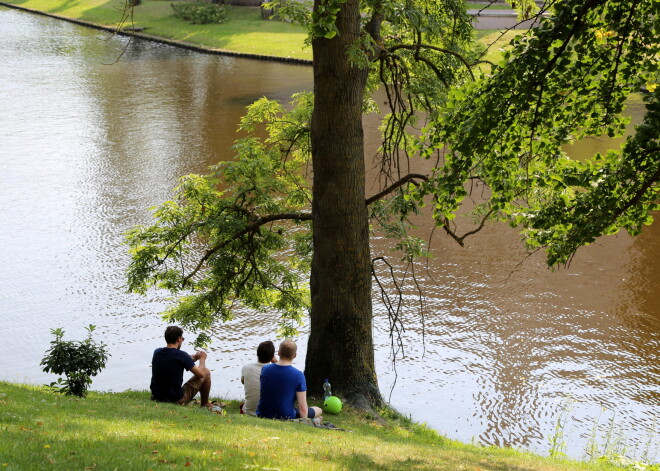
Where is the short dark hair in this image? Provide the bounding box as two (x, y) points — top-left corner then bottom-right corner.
(278, 339), (297, 360)
(257, 341), (275, 363)
(164, 326), (183, 344)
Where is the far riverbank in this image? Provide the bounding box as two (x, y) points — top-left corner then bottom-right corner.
(0, 0), (312, 63)
(0, 0), (520, 64)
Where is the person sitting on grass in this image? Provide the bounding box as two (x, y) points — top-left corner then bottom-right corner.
(241, 340), (277, 416)
(149, 325), (212, 409)
(256, 339), (322, 421)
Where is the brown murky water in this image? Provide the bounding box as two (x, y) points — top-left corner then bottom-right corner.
(0, 7), (657, 460)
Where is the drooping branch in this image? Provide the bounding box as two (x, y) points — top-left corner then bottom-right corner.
(389, 44), (476, 80)
(371, 256), (406, 361)
(441, 207), (496, 247)
(603, 151), (660, 223)
(366, 173), (429, 206)
(602, 0), (639, 120)
(182, 211), (312, 286)
(378, 53), (417, 182)
(410, 49), (450, 88)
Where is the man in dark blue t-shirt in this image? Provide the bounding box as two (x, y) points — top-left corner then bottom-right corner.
(150, 326), (212, 408)
(256, 339), (322, 420)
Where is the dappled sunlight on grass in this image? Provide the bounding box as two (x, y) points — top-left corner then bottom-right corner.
(0, 382), (626, 470)
(474, 29), (522, 65)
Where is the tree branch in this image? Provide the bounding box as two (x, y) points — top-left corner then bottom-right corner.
(182, 212), (312, 286)
(609, 151), (660, 222)
(442, 207), (496, 246)
(389, 44), (475, 80)
(366, 173), (429, 206)
(366, 1), (385, 59)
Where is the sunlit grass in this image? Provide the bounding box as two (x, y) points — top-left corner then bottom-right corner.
(3, 0), (311, 59)
(473, 29), (522, 66)
(0, 381), (627, 471)
(3, 0), (523, 63)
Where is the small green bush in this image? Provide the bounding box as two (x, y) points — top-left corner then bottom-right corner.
(171, 1), (227, 24)
(40, 325), (109, 397)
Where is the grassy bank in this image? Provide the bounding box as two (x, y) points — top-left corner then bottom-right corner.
(1, 0), (521, 63)
(1, 0), (311, 60)
(0, 381), (629, 471)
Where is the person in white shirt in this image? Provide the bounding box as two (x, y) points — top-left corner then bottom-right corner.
(241, 340), (276, 416)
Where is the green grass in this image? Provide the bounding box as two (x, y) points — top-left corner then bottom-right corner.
(474, 29), (522, 64)
(0, 381), (629, 471)
(2, 0), (311, 59)
(2, 0), (523, 63)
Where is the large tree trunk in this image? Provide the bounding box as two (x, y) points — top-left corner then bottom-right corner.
(304, 0), (382, 408)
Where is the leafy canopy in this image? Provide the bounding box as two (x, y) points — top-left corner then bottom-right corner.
(427, 0), (659, 264)
(126, 0), (659, 340)
(126, 94), (314, 343)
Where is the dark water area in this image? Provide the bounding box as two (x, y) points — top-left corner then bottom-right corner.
(0, 7), (658, 461)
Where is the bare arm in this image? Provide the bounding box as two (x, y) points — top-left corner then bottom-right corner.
(296, 390), (308, 419)
(190, 351), (208, 379)
(190, 365), (206, 379)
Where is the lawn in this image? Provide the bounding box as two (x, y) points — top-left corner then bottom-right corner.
(2, 0), (526, 63)
(2, 0), (312, 59)
(0, 381), (628, 471)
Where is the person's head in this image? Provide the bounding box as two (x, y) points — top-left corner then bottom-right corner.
(257, 340), (275, 364)
(164, 326), (184, 346)
(278, 339), (297, 360)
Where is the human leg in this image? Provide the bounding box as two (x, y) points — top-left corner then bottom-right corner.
(178, 369), (212, 407)
(177, 375), (204, 406)
(297, 406), (323, 419)
(198, 368), (211, 407)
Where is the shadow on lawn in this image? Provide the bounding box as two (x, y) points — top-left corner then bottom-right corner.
(1, 383), (553, 471)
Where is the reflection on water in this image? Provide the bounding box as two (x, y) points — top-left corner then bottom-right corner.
(0, 7), (658, 461)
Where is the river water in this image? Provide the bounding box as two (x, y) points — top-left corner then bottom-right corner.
(0, 6), (658, 461)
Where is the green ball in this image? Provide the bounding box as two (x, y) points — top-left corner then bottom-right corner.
(323, 396), (342, 414)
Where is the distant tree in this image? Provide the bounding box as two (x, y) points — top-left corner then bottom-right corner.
(126, 0), (659, 409)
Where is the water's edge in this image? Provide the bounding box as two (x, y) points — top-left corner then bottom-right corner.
(0, 1), (313, 65)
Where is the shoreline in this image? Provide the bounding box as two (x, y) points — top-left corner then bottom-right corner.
(0, 1), (533, 63)
(0, 2), (313, 65)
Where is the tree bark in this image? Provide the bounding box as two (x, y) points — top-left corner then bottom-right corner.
(304, 0), (382, 408)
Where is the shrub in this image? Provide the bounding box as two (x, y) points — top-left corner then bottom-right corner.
(40, 325), (109, 397)
(171, 2), (227, 25)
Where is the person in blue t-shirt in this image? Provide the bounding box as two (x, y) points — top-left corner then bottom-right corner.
(256, 339), (322, 420)
(150, 325), (212, 408)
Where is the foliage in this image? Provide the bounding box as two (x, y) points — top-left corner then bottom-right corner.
(546, 401), (659, 469)
(422, 0), (660, 265)
(40, 325), (109, 397)
(170, 1), (227, 25)
(548, 399), (573, 458)
(126, 0), (658, 355)
(125, 0), (476, 341)
(262, 0), (313, 30)
(126, 94), (314, 338)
